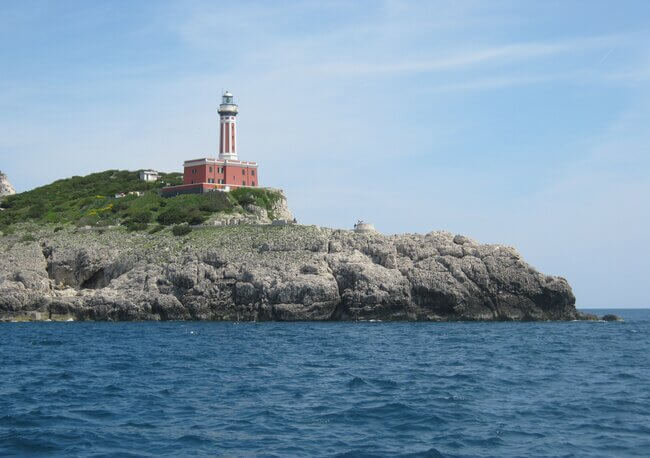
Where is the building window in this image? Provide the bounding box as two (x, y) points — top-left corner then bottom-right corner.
(251, 170), (255, 176)
(218, 167), (223, 173)
(191, 180), (194, 184)
(251, 181), (255, 186)
(208, 178), (214, 183)
(218, 179), (224, 184)
(192, 169), (197, 174)
(209, 167), (213, 172)
(242, 180), (246, 186)
(242, 169), (245, 175)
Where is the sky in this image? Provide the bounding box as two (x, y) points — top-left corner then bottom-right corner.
(1, 0), (649, 308)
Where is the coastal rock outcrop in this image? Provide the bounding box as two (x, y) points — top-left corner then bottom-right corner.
(601, 314), (623, 322)
(0, 223), (585, 322)
(0, 171), (16, 198)
(268, 188), (294, 221)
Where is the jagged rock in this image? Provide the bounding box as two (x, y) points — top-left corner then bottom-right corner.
(0, 224), (581, 322)
(601, 314), (623, 322)
(0, 171), (16, 198)
(244, 204), (270, 223)
(268, 188), (293, 221)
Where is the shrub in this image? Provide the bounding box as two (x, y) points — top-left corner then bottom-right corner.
(111, 200), (129, 213)
(1, 226), (16, 236)
(172, 224), (192, 236)
(128, 210), (152, 224)
(20, 233), (37, 243)
(27, 203), (46, 219)
(125, 221), (148, 232)
(44, 211), (62, 223)
(230, 188), (281, 212)
(157, 208), (187, 226)
(234, 192), (256, 207)
(148, 225), (164, 234)
(54, 226), (64, 233)
(77, 197), (94, 208)
(198, 193), (232, 212)
(0, 196), (16, 209)
(189, 215), (205, 225)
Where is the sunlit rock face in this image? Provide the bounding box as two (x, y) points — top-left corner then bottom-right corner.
(0, 223), (584, 322)
(0, 171), (16, 198)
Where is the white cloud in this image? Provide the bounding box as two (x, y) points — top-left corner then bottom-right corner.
(307, 35), (627, 77)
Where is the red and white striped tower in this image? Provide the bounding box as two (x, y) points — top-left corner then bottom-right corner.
(218, 91), (239, 160)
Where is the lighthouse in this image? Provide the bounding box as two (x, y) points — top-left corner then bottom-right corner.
(218, 91), (238, 160)
(162, 90), (260, 197)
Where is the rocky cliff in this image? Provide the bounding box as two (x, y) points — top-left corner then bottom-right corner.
(0, 218), (585, 322)
(0, 171), (16, 198)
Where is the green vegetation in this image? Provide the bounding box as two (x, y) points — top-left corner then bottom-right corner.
(19, 233), (37, 243)
(230, 187), (282, 220)
(172, 224), (192, 236)
(0, 170), (283, 233)
(148, 225), (165, 235)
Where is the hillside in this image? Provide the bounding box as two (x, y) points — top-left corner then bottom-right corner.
(0, 170), (286, 234)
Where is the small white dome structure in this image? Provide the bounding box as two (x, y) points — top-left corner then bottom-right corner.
(353, 220), (377, 233)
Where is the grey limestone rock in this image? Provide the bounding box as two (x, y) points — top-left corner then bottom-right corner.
(0, 224), (581, 322)
(0, 171), (16, 198)
(268, 188), (293, 221)
(601, 314), (623, 322)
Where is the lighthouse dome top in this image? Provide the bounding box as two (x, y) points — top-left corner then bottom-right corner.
(218, 90), (238, 115)
(222, 91), (235, 104)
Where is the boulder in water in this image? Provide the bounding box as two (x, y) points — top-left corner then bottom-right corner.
(601, 314), (623, 322)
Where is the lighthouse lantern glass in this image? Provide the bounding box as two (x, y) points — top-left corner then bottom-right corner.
(224, 95), (233, 104)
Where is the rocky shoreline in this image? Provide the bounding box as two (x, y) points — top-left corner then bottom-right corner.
(0, 215), (597, 322)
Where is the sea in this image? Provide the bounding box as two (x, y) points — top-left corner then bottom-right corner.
(0, 309), (648, 457)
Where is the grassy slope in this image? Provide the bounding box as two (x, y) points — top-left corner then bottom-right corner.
(0, 170), (282, 233)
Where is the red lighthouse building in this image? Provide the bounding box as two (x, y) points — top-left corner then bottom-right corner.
(163, 91), (259, 196)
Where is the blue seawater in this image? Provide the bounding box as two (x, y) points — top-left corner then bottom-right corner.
(1, 309), (649, 457)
